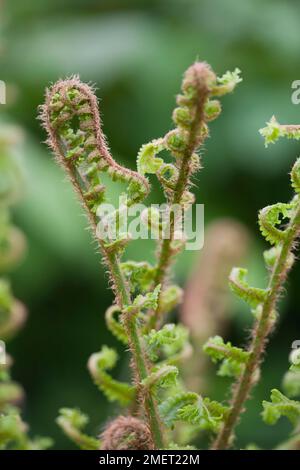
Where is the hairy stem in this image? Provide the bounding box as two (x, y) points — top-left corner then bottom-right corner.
(66, 143), (164, 449)
(41, 78), (164, 448)
(212, 200), (300, 450)
(149, 64), (211, 329)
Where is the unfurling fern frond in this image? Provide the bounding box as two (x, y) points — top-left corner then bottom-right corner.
(137, 139), (165, 175)
(142, 365), (179, 391)
(144, 323), (189, 362)
(159, 391), (228, 433)
(120, 261), (156, 293)
(259, 116), (300, 147)
(87, 346), (135, 406)
(258, 203), (293, 245)
(124, 285), (161, 315)
(262, 389), (300, 426)
(56, 408), (99, 450)
(203, 335), (249, 378)
(105, 305), (128, 345)
(228, 267), (267, 307)
(158, 391), (199, 428)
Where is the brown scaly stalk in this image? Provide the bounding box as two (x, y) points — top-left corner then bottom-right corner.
(40, 77), (164, 448)
(211, 132), (300, 449)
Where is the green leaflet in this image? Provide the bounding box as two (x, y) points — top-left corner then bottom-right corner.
(203, 335), (249, 378)
(291, 158), (300, 194)
(211, 68), (242, 96)
(57, 408), (99, 450)
(159, 391), (199, 428)
(137, 139), (165, 175)
(259, 116), (300, 147)
(120, 261), (156, 292)
(105, 305), (128, 345)
(283, 370), (300, 398)
(263, 246), (281, 268)
(229, 267), (267, 307)
(177, 398), (229, 433)
(43, 79), (151, 246)
(142, 364), (179, 390)
(159, 391), (228, 433)
(258, 203), (293, 245)
(262, 389), (300, 426)
(124, 284), (161, 315)
(87, 346), (135, 406)
(144, 323), (189, 362)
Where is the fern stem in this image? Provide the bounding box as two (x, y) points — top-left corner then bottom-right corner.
(149, 67), (209, 329)
(212, 200), (300, 450)
(69, 165), (164, 448)
(41, 79), (164, 449)
(124, 314), (164, 448)
(106, 251), (164, 448)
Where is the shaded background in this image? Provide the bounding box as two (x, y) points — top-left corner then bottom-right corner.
(1, 0), (300, 449)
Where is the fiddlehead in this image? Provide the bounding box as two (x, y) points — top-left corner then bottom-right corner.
(56, 408), (99, 450)
(136, 64), (242, 329)
(87, 346), (136, 406)
(41, 77), (166, 448)
(100, 415), (154, 450)
(211, 121), (300, 450)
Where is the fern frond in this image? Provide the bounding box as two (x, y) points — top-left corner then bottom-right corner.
(87, 346), (135, 406)
(142, 365), (178, 390)
(258, 203), (293, 245)
(120, 261), (156, 292)
(57, 408), (99, 450)
(259, 116), (300, 147)
(124, 285), (161, 315)
(137, 139), (165, 175)
(144, 323), (189, 362)
(203, 335), (249, 378)
(262, 389), (300, 426)
(291, 157), (300, 194)
(159, 391), (199, 428)
(229, 267), (267, 307)
(159, 390), (228, 433)
(105, 305), (128, 345)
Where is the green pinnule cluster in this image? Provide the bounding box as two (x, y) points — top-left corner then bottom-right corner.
(41, 62), (241, 449)
(0, 126), (51, 450)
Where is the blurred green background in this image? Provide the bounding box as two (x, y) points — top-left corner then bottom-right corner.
(1, 0), (300, 449)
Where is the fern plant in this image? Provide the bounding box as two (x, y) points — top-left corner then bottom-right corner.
(205, 117), (300, 450)
(39, 61), (300, 450)
(40, 62), (242, 450)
